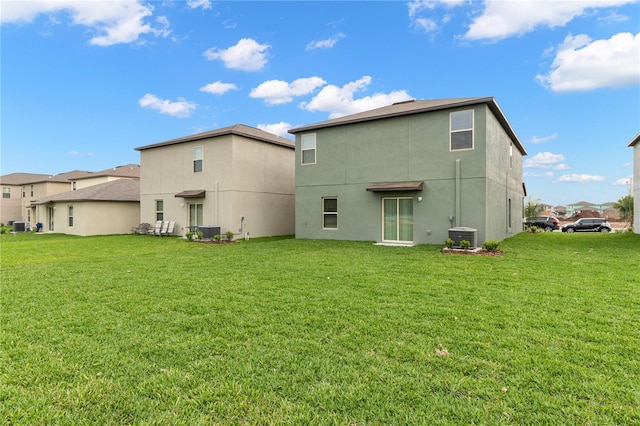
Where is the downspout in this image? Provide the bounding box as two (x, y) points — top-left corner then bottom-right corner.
(455, 159), (461, 227)
(215, 181), (219, 225)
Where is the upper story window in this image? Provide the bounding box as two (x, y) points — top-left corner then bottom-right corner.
(450, 110), (474, 151)
(72, 181), (77, 190)
(301, 133), (316, 165)
(30, 185), (34, 196)
(22, 186), (26, 197)
(193, 146), (203, 172)
(2, 187), (10, 199)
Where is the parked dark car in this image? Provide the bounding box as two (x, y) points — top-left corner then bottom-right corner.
(561, 218), (611, 233)
(524, 216), (559, 231)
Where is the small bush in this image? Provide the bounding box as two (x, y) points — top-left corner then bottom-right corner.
(444, 238), (454, 249)
(214, 234), (221, 242)
(185, 231), (194, 241)
(196, 231), (204, 240)
(226, 230), (234, 241)
(483, 240), (500, 252)
(460, 240), (471, 250)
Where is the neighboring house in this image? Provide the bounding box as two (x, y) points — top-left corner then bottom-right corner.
(0, 172), (50, 224)
(135, 124), (295, 238)
(72, 164), (139, 190)
(31, 179), (140, 236)
(288, 97), (527, 246)
(629, 132), (639, 233)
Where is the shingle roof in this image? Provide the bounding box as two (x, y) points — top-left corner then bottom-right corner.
(75, 164), (140, 180)
(31, 179), (140, 205)
(0, 172), (52, 185)
(135, 124), (295, 151)
(288, 97), (527, 155)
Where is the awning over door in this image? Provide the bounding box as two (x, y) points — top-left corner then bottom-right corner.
(175, 189), (206, 198)
(366, 181), (423, 192)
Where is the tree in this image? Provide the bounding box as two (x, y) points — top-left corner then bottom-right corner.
(613, 195), (634, 226)
(524, 198), (544, 218)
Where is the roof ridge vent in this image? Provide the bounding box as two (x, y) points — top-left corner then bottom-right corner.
(392, 99), (416, 105)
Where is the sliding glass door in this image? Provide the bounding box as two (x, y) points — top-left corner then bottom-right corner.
(382, 197), (413, 242)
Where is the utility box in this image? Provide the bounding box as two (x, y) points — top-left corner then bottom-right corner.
(198, 225), (221, 240)
(12, 221), (27, 232)
(448, 227), (477, 248)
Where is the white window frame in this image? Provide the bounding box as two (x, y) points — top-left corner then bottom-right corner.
(193, 146), (203, 173)
(68, 205), (74, 227)
(301, 133), (316, 165)
(322, 197), (338, 229)
(450, 110), (474, 151)
(2, 187), (9, 199)
(155, 200), (164, 221)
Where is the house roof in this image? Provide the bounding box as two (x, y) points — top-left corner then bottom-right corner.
(135, 124), (295, 151)
(288, 97), (527, 155)
(175, 189), (206, 198)
(0, 172), (52, 185)
(627, 132), (640, 147)
(75, 164), (140, 180)
(366, 181), (424, 192)
(31, 179), (140, 205)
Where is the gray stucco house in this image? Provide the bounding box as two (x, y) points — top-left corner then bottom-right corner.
(289, 97), (527, 246)
(628, 132), (639, 233)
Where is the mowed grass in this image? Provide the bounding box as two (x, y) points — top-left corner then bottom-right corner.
(1, 232), (639, 425)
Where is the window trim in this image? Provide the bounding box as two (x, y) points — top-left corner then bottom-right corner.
(322, 197), (338, 230)
(155, 199), (164, 221)
(449, 110), (474, 151)
(301, 133), (316, 165)
(193, 146), (203, 173)
(2, 187), (9, 199)
(68, 205), (74, 227)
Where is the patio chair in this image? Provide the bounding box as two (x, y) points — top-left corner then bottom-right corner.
(159, 221), (169, 236)
(151, 220), (163, 236)
(164, 221), (175, 236)
(131, 223), (151, 234)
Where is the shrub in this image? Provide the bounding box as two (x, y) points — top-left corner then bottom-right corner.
(214, 234), (221, 242)
(196, 231), (204, 240)
(460, 240), (471, 250)
(225, 230), (234, 241)
(444, 238), (454, 249)
(483, 240), (500, 252)
(185, 231), (194, 241)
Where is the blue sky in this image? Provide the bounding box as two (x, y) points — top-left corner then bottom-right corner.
(2, 0), (639, 206)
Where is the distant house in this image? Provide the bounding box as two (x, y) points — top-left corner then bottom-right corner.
(0, 172), (50, 224)
(629, 132), (639, 233)
(289, 97), (527, 246)
(135, 124), (295, 238)
(31, 179), (140, 236)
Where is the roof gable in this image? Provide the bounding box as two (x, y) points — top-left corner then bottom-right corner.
(627, 132), (640, 147)
(135, 124), (295, 151)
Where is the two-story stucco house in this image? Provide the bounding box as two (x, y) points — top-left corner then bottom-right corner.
(289, 97), (527, 246)
(135, 124), (295, 238)
(628, 132), (639, 233)
(0, 172), (50, 225)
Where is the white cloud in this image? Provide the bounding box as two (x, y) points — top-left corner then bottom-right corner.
(203, 38), (270, 71)
(68, 151), (94, 157)
(408, 0), (464, 34)
(530, 133), (558, 144)
(306, 33), (345, 50)
(463, 1), (635, 41)
(613, 176), (633, 185)
(200, 81), (238, 95)
(1, 1), (170, 46)
(524, 171), (554, 178)
(186, 0), (212, 10)
(559, 173), (606, 183)
(138, 93), (196, 118)
(250, 77), (326, 105)
(300, 76), (412, 119)
(536, 32), (640, 92)
(257, 122), (294, 139)
(524, 152), (566, 168)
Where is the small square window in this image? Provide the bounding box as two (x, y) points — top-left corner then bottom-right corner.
(156, 200), (164, 221)
(450, 110), (473, 151)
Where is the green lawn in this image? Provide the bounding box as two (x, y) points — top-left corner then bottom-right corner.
(1, 232), (639, 424)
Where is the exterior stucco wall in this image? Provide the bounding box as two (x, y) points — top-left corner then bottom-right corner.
(295, 105), (508, 245)
(1, 184), (23, 224)
(296, 104), (523, 244)
(139, 134), (295, 238)
(33, 201), (139, 236)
